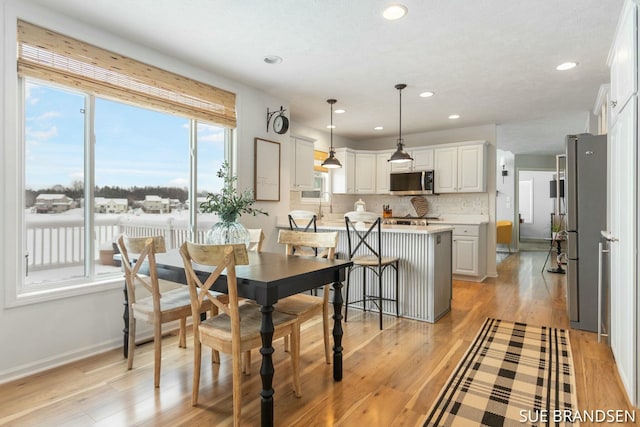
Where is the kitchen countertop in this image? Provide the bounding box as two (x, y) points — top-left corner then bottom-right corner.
(318, 213), (489, 225)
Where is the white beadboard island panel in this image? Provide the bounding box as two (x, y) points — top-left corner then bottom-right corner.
(276, 221), (453, 323)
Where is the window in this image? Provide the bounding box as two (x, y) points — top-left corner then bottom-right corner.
(12, 20), (236, 301)
(518, 179), (533, 224)
(20, 79), (229, 296)
(301, 150), (330, 201)
(301, 171), (329, 200)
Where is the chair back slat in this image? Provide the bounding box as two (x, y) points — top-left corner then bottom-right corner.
(247, 228), (265, 252)
(183, 242), (250, 266)
(277, 230), (338, 259)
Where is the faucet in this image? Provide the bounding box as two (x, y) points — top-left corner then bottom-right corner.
(318, 192), (333, 219)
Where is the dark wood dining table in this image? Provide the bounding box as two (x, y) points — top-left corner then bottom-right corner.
(133, 250), (352, 427)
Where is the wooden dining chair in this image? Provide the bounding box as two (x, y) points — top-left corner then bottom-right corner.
(179, 242), (301, 424)
(288, 210), (318, 256)
(246, 228), (265, 252)
(275, 230), (339, 364)
(117, 234), (212, 387)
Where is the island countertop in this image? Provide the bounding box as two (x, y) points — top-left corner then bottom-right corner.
(278, 219), (454, 234)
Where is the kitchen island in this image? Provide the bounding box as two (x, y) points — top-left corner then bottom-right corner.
(279, 220), (453, 323)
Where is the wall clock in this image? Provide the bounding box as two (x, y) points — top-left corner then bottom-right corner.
(273, 114), (289, 134)
(266, 106), (289, 134)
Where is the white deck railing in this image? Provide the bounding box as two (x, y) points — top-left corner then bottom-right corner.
(25, 214), (218, 272)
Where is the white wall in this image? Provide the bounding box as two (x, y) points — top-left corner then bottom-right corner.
(0, 0), (291, 381)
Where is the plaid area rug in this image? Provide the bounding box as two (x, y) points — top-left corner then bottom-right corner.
(424, 318), (579, 426)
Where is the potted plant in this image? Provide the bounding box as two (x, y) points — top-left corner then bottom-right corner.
(200, 161), (267, 245)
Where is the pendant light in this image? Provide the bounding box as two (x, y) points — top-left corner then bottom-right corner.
(388, 83), (413, 163)
(322, 98), (342, 169)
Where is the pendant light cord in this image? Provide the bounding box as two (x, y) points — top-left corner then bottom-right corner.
(327, 98), (337, 153)
(398, 86), (402, 142)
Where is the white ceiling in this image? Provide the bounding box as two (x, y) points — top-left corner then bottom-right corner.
(27, 0), (623, 155)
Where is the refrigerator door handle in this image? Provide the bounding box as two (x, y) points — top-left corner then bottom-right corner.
(566, 230), (578, 259)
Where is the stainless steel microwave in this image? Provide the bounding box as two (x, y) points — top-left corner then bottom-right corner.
(389, 170), (434, 195)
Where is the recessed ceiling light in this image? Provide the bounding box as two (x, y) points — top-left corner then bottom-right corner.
(448, 114), (460, 120)
(264, 55), (283, 64)
(383, 4), (408, 20)
(419, 91), (434, 98)
(334, 109), (346, 114)
(374, 126), (384, 130)
(326, 125), (336, 129)
(556, 62), (577, 71)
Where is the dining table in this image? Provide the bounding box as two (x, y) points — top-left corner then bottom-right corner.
(131, 249), (352, 427)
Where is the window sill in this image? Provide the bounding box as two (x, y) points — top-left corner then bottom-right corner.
(5, 276), (124, 309)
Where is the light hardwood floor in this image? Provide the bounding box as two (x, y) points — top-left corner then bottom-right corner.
(0, 251), (636, 426)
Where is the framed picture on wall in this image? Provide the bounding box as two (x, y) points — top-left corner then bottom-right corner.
(254, 138), (280, 201)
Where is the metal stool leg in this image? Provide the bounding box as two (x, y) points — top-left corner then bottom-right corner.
(378, 267), (383, 330)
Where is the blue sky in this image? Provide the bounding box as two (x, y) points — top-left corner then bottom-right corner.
(25, 81), (225, 193)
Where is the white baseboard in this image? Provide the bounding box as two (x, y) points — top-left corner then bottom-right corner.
(0, 338), (122, 385)
(0, 322), (184, 385)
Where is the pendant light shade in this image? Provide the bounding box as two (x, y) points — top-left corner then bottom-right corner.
(322, 98), (342, 169)
(389, 83), (413, 163)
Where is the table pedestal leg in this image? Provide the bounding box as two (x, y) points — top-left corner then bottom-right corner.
(332, 280), (344, 381)
(260, 304), (275, 427)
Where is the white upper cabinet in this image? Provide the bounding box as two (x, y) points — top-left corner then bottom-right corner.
(328, 141), (486, 195)
(608, 1), (637, 124)
(434, 147), (458, 193)
(290, 136), (315, 190)
(412, 147), (434, 170)
(389, 147), (434, 171)
(355, 152), (376, 193)
(457, 144), (486, 192)
(375, 151), (392, 193)
(390, 158), (412, 172)
(332, 148), (356, 194)
(434, 143), (486, 193)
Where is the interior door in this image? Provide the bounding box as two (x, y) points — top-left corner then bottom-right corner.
(608, 97), (637, 404)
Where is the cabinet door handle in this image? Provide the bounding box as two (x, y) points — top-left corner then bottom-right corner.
(610, 100), (617, 109)
(598, 241), (609, 343)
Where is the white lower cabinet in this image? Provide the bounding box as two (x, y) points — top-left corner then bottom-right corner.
(446, 224), (487, 281)
(453, 235), (479, 275)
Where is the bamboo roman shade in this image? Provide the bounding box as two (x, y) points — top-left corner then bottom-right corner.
(17, 20), (236, 128)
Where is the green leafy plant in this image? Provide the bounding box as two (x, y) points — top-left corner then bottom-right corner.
(200, 161), (268, 222)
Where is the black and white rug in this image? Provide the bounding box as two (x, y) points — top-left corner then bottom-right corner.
(424, 318), (579, 426)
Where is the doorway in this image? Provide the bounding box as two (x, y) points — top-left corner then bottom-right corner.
(518, 169), (555, 251)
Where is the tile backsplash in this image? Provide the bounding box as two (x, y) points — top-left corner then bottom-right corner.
(290, 191), (489, 218)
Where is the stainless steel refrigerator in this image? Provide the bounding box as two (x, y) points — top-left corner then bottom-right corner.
(565, 133), (607, 332)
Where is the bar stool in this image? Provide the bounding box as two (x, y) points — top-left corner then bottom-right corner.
(343, 211), (400, 330)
